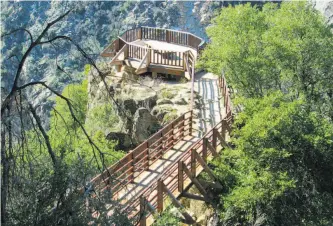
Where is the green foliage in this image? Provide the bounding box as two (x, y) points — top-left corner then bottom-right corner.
(153, 205), (181, 226)
(163, 109), (178, 124)
(8, 78), (125, 226)
(213, 93), (333, 225)
(49, 79), (123, 168)
(160, 89), (176, 99)
(202, 3), (333, 224)
(199, 2), (333, 118)
(84, 64), (91, 76)
(86, 104), (119, 135)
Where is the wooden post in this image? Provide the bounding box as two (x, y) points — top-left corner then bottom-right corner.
(202, 138), (208, 162)
(182, 163), (208, 198)
(171, 121), (175, 146)
(157, 179), (164, 212)
(191, 150), (196, 177)
(181, 114), (185, 138)
(213, 128), (218, 149)
(189, 111), (193, 136)
(221, 119), (227, 142)
(178, 161), (184, 192)
(140, 197), (147, 226)
(147, 49), (151, 66)
(124, 44), (129, 59)
(138, 27), (142, 40)
(115, 65), (122, 72)
(166, 30), (170, 43)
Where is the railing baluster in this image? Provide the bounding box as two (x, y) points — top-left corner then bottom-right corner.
(157, 179), (163, 212)
(140, 197), (147, 226)
(178, 161), (183, 192)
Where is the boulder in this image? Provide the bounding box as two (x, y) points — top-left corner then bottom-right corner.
(136, 95), (157, 110)
(121, 98), (137, 115)
(132, 108), (159, 143)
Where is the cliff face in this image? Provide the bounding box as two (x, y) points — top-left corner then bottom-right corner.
(86, 66), (200, 151)
(1, 1), (221, 129)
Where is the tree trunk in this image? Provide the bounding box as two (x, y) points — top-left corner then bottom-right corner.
(1, 116), (9, 224)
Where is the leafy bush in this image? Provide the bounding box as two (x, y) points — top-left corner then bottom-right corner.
(153, 205), (181, 226)
(160, 89), (176, 99)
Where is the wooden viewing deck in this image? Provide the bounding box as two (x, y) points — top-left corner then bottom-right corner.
(85, 76), (233, 225)
(101, 27), (204, 79)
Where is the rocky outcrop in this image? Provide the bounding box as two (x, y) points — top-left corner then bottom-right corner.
(87, 67), (203, 150)
(132, 108), (159, 143)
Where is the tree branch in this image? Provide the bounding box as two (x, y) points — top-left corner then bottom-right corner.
(28, 103), (58, 167)
(1, 28), (33, 44)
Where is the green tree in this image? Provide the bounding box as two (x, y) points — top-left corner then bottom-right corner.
(199, 2), (333, 119)
(200, 2), (333, 225)
(49, 79), (123, 169)
(213, 93), (333, 225)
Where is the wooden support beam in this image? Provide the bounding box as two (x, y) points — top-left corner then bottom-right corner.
(207, 142), (218, 157)
(135, 51), (148, 74)
(193, 150), (218, 182)
(162, 182), (195, 224)
(182, 162), (208, 198)
(202, 138), (208, 162)
(182, 191), (207, 202)
(198, 179), (223, 190)
(213, 128), (218, 149)
(110, 44), (127, 65)
(216, 131), (231, 149)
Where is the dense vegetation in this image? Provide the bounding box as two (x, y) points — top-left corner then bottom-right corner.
(1, 1), (332, 225)
(1, 1), (224, 224)
(199, 2), (333, 225)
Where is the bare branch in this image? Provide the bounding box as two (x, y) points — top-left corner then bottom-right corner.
(35, 10), (72, 44)
(1, 28), (33, 44)
(28, 103), (58, 167)
(1, 10), (72, 118)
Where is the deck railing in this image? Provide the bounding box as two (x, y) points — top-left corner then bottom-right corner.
(84, 70), (234, 225)
(88, 111), (193, 196)
(102, 27), (204, 57)
(124, 72), (234, 224)
(119, 27), (204, 50)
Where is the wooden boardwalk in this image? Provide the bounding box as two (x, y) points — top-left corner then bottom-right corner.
(86, 76), (233, 225)
(92, 27), (234, 225)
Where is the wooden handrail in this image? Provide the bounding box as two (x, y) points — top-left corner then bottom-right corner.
(109, 44), (128, 64)
(86, 111), (193, 197)
(121, 74), (233, 225)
